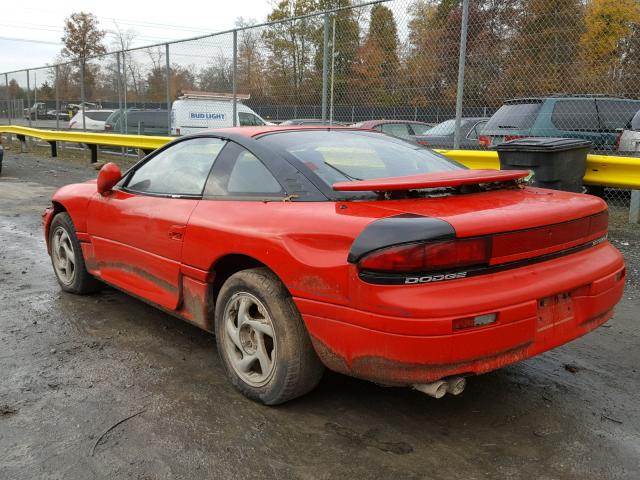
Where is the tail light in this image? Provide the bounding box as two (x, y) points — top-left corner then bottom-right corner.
(105, 124), (112, 131)
(613, 131), (623, 151)
(478, 135), (491, 147)
(176, 127), (181, 135)
(504, 135), (527, 142)
(358, 237), (491, 273)
(358, 211), (607, 275)
(417, 139), (430, 146)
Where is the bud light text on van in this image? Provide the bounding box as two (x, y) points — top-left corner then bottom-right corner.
(190, 112), (226, 120)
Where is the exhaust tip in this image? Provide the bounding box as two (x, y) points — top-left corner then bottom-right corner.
(413, 380), (449, 399)
(446, 377), (466, 396)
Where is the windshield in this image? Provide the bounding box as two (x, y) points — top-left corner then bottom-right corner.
(425, 119), (456, 136)
(484, 101), (542, 130)
(261, 130), (463, 186)
(631, 110), (640, 131)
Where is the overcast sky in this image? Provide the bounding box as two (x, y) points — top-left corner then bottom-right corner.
(0, 0), (274, 73)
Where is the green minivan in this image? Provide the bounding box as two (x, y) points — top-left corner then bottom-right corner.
(480, 95), (640, 151)
(105, 109), (169, 135)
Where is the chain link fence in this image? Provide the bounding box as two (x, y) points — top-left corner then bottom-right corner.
(0, 0), (638, 212)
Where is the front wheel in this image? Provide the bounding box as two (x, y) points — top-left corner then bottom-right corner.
(215, 268), (324, 405)
(49, 212), (101, 294)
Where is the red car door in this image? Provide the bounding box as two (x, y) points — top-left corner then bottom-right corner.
(87, 137), (227, 310)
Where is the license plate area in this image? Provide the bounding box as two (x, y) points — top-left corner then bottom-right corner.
(537, 292), (574, 332)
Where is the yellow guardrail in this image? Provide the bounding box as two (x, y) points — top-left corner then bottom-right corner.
(436, 149), (640, 189)
(0, 125), (171, 151)
(1, 125), (638, 189)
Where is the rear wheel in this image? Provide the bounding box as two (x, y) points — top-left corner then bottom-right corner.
(49, 212), (101, 294)
(215, 268), (324, 405)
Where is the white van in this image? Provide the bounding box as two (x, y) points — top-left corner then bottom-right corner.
(170, 92), (269, 135)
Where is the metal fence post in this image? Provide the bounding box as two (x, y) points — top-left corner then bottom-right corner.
(329, 15), (336, 125)
(165, 43), (172, 134)
(321, 13), (329, 123)
(116, 52), (123, 133)
(26, 69), (32, 128)
(630, 191), (640, 224)
(80, 61), (86, 131)
(55, 65), (60, 130)
(5, 73), (11, 125)
(453, 0), (470, 150)
(232, 30), (238, 127)
(122, 52), (128, 133)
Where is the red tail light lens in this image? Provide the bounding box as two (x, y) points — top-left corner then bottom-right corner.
(417, 139), (430, 146)
(478, 135), (491, 147)
(613, 131), (623, 151)
(504, 135), (527, 142)
(359, 238), (491, 273)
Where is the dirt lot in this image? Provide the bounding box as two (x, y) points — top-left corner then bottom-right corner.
(1, 148), (639, 480)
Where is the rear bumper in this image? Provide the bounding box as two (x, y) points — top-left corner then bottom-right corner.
(295, 242), (625, 385)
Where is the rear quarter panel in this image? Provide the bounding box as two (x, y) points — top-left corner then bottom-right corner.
(181, 200), (388, 305)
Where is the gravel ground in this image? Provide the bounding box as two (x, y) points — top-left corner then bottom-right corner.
(1, 149), (639, 480)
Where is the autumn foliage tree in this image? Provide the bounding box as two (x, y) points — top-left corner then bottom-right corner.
(351, 4), (399, 105)
(580, 0), (640, 94)
(61, 12), (106, 102)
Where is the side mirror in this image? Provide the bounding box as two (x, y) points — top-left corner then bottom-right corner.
(97, 162), (122, 196)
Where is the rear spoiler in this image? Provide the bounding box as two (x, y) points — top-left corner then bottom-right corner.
(332, 169), (528, 192)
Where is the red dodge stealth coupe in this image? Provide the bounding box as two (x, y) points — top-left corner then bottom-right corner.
(43, 126), (625, 404)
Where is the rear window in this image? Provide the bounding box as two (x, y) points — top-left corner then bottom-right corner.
(597, 100), (640, 131)
(551, 100), (598, 131)
(85, 111), (113, 122)
(105, 110), (122, 125)
(484, 102), (542, 130)
(261, 130), (462, 186)
(425, 119), (456, 136)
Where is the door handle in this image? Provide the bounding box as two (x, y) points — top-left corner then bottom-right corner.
(168, 225), (186, 241)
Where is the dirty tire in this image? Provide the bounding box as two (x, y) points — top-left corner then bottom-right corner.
(49, 212), (101, 294)
(215, 267), (324, 405)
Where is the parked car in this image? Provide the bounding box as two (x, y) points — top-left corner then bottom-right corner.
(105, 109), (169, 135)
(280, 118), (348, 126)
(44, 126), (625, 404)
(171, 91), (270, 135)
(480, 95), (640, 150)
(352, 119), (434, 140)
(24, 102), (48, 120)
(414, 117), (489, 149)
(616, 109), (640, 155)
(68, 109), (115, 131)
(46, 110), (70, 121)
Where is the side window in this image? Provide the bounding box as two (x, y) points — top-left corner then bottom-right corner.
(126, 138), (226, 196)
(409, 123), (431, 135)
(551, 100), (598, 131)
(238, 112), (265, 126)
(380, 123), (411, 138)
(204, 143), (284, 197)
(596, 100), (640, 132)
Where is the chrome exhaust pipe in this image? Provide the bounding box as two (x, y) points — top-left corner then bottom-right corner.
(446, 376), (466, 396)
(413, 380), (449, 399)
